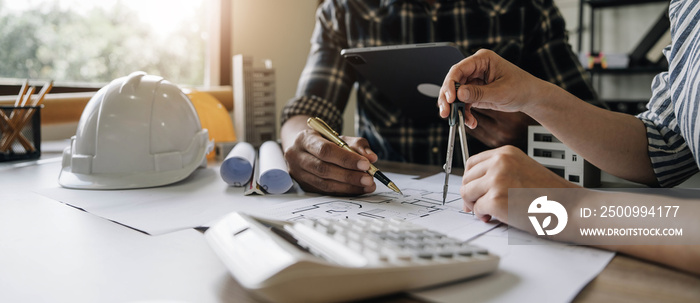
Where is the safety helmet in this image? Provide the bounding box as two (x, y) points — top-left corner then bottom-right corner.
(186, 89), (236, 161)
(59, 71), (213, 189)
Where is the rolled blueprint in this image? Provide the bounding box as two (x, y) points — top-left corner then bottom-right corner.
(258, 141), (293, 194)
(220, 142), (256, 186)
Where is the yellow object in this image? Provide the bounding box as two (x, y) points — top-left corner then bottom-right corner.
(187, 90), (236, 160)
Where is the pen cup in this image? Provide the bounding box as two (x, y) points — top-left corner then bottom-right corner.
(0, 106), (42, 162)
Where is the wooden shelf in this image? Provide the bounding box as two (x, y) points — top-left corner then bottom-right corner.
(585, 66), (667, 75)
(585, 0), (668, 8)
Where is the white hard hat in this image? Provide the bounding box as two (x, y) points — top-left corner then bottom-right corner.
(59, 71), (213, 189)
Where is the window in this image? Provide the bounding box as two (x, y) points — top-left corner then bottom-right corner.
(0, 0), (228, 93)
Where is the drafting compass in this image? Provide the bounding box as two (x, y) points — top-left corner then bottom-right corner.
(442, 83), (470, 205)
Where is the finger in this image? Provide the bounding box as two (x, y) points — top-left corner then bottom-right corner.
(461, 179), (496, 221)
(472, 194), (499, 223)
(440, 49), (501, 119)
(439, 54), (489, 118)
(459, 83), (489, 105)
(462, 198), (474, 214)
(343, 136), (378, 163)
(459, 71), (493, 129)
(462, 158), (489, 185)
(460, 168), (493, 204)
(295, 167), (375, 195)
(444, 50), (492, 90)
(294, 149), (375, 188)
(438, 80), (458, 119)
(304, 131), (371, 171)
(463, 146), (500, 170)
(463, 110), (496, 145)
(462, 103), (479, 129)
(460, 158), (493, 213)
(458, 79), (510, 111)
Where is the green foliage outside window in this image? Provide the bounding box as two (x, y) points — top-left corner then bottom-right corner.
(0, 0), (206, 86)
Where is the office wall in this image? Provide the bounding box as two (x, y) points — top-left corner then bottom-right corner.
(232, 0), (668, 138)
(231, 0), (320, 138)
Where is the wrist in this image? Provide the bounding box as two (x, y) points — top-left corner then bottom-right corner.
(280, 115), (311, 149)
(520, 80), (571, 122)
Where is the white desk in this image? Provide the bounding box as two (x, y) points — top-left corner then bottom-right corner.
(1, 150), (699, 303)
(0, 193), (240, 302)
(0, 150), (260, 303)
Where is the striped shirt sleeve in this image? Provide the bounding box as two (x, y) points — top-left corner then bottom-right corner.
(636, 1), (700, 187)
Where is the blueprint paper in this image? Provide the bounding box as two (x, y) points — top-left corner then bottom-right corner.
(258, 141), (293, 194)
(219, 142), (255, 186)
(253, 175), (499, 242)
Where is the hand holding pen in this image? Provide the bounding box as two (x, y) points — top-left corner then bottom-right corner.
(307, 117), (403, 195)
(280, 115), (383, 195)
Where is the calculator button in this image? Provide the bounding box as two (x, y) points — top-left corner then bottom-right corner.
(333, 232), (348, 243)
(362, 238), (381, 250)
(347, 240), (363, 251)
(347, 230), (362, 241)
(393, 252), (413, 262)
(417, 252), (435, 260)
(457, 250), (473, 257)
(290, 217), (493, 267)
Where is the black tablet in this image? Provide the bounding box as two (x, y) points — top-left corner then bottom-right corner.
(341, 42), (465, 118)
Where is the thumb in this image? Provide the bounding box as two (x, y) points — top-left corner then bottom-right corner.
(460, 83), (487, 104)
(344, 136), (378, 163)
(459, 82), (510, 112)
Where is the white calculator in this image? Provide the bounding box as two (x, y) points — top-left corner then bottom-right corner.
(205, 212), (499, 303)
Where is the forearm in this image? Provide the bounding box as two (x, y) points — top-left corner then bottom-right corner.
(524, 82), (657, 186)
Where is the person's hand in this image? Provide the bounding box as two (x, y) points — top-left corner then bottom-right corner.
(283, 127), (378, 195)
(437, 49), (555, 129)
(465, 109), (536, 149)
(460, 145), (579, 223)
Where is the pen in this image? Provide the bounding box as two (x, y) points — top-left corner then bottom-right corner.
(307, 117), (403, 195)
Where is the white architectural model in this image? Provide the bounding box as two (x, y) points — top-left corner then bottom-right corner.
(527, 125), (600, 187)
(233, 55), (276, 147)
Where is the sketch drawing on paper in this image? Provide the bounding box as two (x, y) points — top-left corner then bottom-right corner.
(273, 188), (467, 223)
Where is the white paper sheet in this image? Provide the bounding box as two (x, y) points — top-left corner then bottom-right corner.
(406, 173), (615, 302)
(410, 225), (615, 302)
(35, 160), (420, 236)
(37, 161), (307, 235)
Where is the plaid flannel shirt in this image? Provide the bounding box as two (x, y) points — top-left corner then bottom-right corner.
(282, 0), (596, 166)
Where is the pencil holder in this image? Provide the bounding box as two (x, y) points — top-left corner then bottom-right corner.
(0, 106), (41, 162)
